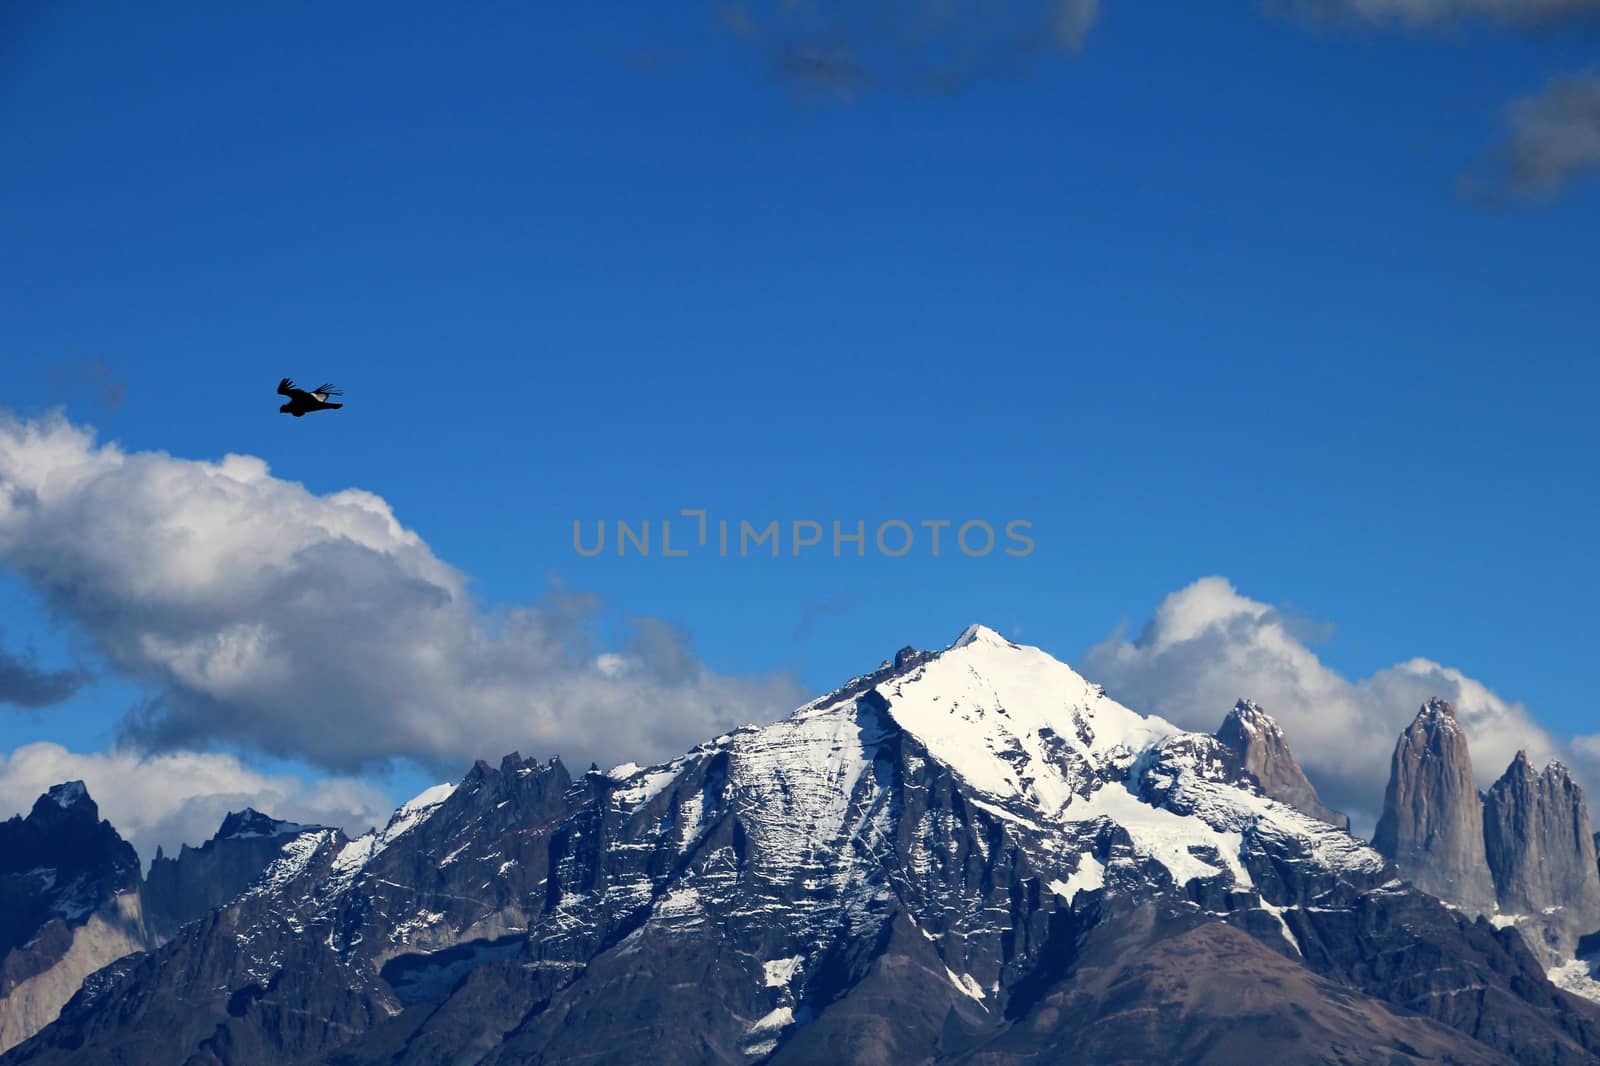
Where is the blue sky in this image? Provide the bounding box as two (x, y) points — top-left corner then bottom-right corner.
(2, 1), (1597, 852)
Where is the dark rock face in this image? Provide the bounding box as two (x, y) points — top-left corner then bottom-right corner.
(7, 640), (1600, 1065)
(0, 784), (140, 958)
(959, 905), (1517, 1066)
(1215, 699), (1350, 830)
(143, 809), (327, 941)
(1483, 754), (1600, 962)
(0, 783), (149, 1053)
(1373, 698), (1498, 916)
(1283, 886), (1600, 1066)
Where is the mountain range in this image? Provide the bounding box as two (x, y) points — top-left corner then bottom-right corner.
(2, 624), (1598, 1064)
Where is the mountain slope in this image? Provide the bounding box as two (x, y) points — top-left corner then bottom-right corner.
(8, 627), (1600, 1065)
(954, 904), (1514, 1066)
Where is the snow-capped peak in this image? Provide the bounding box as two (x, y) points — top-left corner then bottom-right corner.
(875, 627), (1177, 818)
(851, 630), (1380, 901)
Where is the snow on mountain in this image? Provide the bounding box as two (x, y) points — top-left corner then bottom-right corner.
(182, 624), (1390, 961)
(399, 783), (456, 815)
(595, 622), (1391, 975)
(18, 624), (1598, 1066)
(825, 625), (1381, 895)
(881, 623), (1176, 816)
(328, 781), (453, 885)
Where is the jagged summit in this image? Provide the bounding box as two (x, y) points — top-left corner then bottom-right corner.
(1483, 747), (1600, 961)
(2, 780), (139, 909)
(1416, 696), (1462, 732)
(1215, 699), (1349, 830)
(1218, 698), (1279, 741)
(1224, 697), (1269, 726)
(7, 783), (133, 885)
(43, 781), (90, 812)
(214, 809), (318, 842)
(1500, 749), (1578, 787)
(30, 781), (99, 824)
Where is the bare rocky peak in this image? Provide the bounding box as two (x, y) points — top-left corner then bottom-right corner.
(1372, 698), (1497, 917)
(1214, 699), (1349, 830)
(1483, 751), (1600, 962)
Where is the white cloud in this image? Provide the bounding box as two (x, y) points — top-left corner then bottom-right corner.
(1081, 577), (1569, 834)
(0, 742), (392, 864)
(0, 412), (805, 776)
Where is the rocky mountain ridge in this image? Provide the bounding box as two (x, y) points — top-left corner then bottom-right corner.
(4, 625), (1599, 1064)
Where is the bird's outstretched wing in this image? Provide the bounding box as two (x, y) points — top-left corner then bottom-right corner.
(311, 383), (343, 402)
(278, 377), (296, 397)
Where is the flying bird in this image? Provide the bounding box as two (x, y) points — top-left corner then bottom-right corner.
(277, 378), (344, 417)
